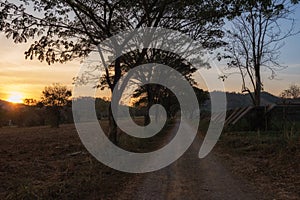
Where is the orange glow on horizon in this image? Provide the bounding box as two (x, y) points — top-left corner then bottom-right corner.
(6, 92), (24, 104)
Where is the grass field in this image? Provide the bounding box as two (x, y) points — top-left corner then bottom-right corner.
(0, 119), (178, 199)
(216, 131), (300, 199)
(1, 119), (299, 199)
(0, 124), (111, 199)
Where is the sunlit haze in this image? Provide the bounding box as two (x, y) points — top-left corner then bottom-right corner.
(6, 91), (24, 103)
(0, 5), (300, 101)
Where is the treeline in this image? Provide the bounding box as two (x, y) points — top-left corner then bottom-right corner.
(0, 96), (148, 128)
(0, 103), (73, 128)
(0, 83), (72, 128)
(0, 82), (210, 128)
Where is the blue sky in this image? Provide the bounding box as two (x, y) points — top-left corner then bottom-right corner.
(212, 4), (300, 96)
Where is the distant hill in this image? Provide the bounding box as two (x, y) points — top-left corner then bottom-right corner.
(202, 91), (282, 110)
(0, 92), (284, 115)
(0, 99), (23, 111)
(0, 99), (9, 107)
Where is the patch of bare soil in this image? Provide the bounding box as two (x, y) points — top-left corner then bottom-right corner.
(0, 124), (129, 199)
(1, 121), (269, 199)
(0, 120), (177, 199)
(215, 132), (300, 200)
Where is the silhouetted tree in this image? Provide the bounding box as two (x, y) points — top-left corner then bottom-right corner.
(281, 84), (300, 99)
(0, 0), (242, 142)
(41, 83), (72, 128)
(23, 98), (37, 106)
(221, 0), (299, 106)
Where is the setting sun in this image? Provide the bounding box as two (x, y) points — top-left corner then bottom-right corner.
(7, 92), (24, 104)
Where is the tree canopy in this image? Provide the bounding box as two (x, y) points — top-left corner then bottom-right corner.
(281, 84), (300, 99)
(0, 0), (233, 64)
(0, 0), (245, 141)
(40, 83), (71, 128)
(41, 83), (72, 107)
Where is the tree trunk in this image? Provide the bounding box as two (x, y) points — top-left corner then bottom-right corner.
(144, 112), (151, 126)
(107, 57), (122, 144)
(254, 66), (261, 106)
(144, 100), (153, 126)
(253, 66), (265, 131)
(108, 104), (118, 144)
(144, 86), (153, 126)
(51, 106), (60, 128)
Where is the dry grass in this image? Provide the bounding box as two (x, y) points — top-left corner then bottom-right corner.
(0, 119), (176, 199)
(216, 132), (300, 200)
(0, 124), (117, 199)
(2, 119), (299, 199)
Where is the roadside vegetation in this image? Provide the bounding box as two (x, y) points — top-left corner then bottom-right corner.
(196, 116), (300, 200)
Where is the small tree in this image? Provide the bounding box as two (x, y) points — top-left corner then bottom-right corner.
(281, 84), (300, 99)
(41, 83), (72, 128)
(23, 98), (37, 106)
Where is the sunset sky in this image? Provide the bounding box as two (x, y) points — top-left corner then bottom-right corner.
(0, 4), (300, 103)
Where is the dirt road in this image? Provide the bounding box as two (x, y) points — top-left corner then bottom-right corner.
(112, 122), (262, 200)
(126, 151), (258, 199)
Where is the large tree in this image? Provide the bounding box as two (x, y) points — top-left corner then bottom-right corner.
(221, 0), (299, 106)
(0, 0), (237, 142)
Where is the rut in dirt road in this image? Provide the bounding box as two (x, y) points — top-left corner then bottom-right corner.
(114, 121), (263, 200)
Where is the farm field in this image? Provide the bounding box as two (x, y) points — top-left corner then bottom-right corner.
(0, 121), (299, 199)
